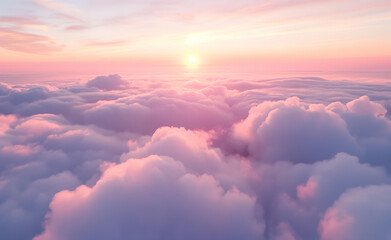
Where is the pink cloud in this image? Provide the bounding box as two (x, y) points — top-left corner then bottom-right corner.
(273, 222), (297, 240)
(127, 127), (222, 173)
(0, 144), (40, 156)
(0, 16), (46, 28)
(232, 97), (358, 163)
(319, 185), (391, 240)
(297, 177), (318, 201)
(85, 74), (129, 90)
(34, 155), (264, 240)
(0, 114), (16, 134)
(347, 95), (387, 117)
(64, 25), (88, 31)
(0, 28), (64, 54)
(86, 41), (128, 47)
(12, 114), (65, 139)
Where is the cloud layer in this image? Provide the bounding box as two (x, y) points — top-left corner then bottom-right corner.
(0, 75), (391, 240)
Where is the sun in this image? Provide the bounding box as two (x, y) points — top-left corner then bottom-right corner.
(188, 56), (197, 64)
(185, 56), (199, 69)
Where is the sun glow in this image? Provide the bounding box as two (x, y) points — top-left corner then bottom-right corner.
(186, 56), (199, 69)
(188, 56), (197, 64)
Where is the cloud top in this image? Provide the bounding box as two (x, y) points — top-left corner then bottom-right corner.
(0, 75), (390, 240)
(86, 74), (130, 90)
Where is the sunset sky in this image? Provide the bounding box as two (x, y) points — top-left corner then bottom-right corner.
(1, 1), (391, 240)
(0, 0), (390, 71)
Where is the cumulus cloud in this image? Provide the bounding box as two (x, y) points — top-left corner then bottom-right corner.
(0, 114), (16, 134)
(319, 185), (391, 240)
(226, 95), (391, 173)
(234, 97), (358, 163)
(125, 127), (223, 173)
(0, 75), (391, 240)
(34, 156), (264, 240)
(124, 126), (251, 191)
(0, 113), (129, 239)
(0, 171), (81, 240)
(257, 153), (390, 239)
(0, 82), (12, 96)
(346, 95), (387, 117)
(86, 74), (130, 91)
(82, 89), (235, 134)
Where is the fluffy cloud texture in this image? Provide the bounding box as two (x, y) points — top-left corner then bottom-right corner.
(0, 75), (391, 240)
(34, 156), (264, 240)
(319, 185), (391, 240)
(85, 74), (130, 91)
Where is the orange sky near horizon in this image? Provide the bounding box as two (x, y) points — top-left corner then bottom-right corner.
(0, 0), (390, 72)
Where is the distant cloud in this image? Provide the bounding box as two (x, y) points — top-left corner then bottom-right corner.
(86, 40), (128, 47)
(64, 25), (89, 31)
(0, 28), (64, 54)
(0, 16), (48, 30)
(85, 74), (130, 90)
(32, 0), (83, 22)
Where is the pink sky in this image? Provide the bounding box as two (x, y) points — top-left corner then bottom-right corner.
(0, 0), (390, 72)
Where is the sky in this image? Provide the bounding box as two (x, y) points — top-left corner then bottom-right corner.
(0, 0), (390, 72)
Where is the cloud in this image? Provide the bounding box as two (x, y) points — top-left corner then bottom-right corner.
(0, 114), (16, 134)
(64, 25), (89, 31)
(224, 151), (390, 240)
(229, 97), (358, 163)
(0, 170), (81, 240)
(86, 74), (130, 91)
(0, 16), (48, 30)
(86, 41), (129, 47)
(81, 88), (235, 135)
(319, 185), (391, 240)
(0, 75), (391, 240)
(124, 126), (251, 191)
(34, 155), (264, 240)
(223, 94), (391, 175)
(346, 95), (387, 117)
(32, 0), (83, 22)
(0, 113), (130, 239)
(0, 28), (64, 54)
(0, 82), (12, 96)
(125, 127), (223, 173)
